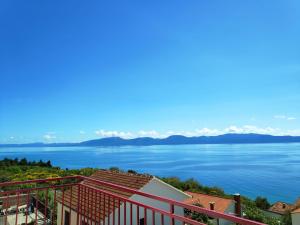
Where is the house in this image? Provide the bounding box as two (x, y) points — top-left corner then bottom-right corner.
(268, 199), (300, 225)
(292, 207), (300, 225)
(57, 170), (190, 225)
(183, 191), (238, 225)
(268, 201), (294, 215)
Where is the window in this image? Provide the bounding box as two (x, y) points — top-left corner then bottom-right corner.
(139, 218), (145, 225)
(64, 211), (70, 225)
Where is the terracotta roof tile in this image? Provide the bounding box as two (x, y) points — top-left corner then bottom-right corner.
(183, 191), (234, 213)
(292, 207), (300, 214)
(268, 202), (294, 214)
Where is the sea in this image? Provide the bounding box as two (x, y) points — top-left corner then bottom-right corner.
(0, 143), (299, 203)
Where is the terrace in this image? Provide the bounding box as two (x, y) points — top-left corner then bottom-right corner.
(0, 176), (265, 225)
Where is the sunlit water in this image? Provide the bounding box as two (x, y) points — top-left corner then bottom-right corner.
(1, 143), (300, 203)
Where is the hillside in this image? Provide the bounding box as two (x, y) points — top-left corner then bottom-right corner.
(1, 133), (300, 147)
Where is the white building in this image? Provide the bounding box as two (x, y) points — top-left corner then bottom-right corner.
(292, 208), (300, 225)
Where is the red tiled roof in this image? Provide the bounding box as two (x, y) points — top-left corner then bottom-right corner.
(292, 207), (300, 214)
(58, 170), (153, 223)
(183, 191), (234, 213)
(268, 202), (294, 214)
(85, 170), (153, 197)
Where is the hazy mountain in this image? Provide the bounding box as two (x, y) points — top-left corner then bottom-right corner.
(1, 133), (300, 148)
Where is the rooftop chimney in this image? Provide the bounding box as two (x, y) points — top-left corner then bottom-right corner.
(234, 193), (241, 217)
(209, 202), (215, 211)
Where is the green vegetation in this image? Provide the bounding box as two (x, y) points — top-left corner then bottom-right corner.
(0, 157), (98, 182)
(184, 203), (213, 225)
(255, 196), (271, 210)
(0, 158), (290, 225)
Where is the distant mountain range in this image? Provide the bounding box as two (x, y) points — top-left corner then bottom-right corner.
(1, 133), (300, 148)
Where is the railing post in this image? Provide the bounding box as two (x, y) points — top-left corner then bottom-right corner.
(234, 193), (242, 225)
(234, 194), (241, 217)
(210, 202), (219, 225)
(77, 184), (81, 225)
(170, 204), (174, 225)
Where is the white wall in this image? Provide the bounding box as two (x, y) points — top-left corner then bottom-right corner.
(128, 178), (190, 225)
(292, 212), (300, 225)
(57, 202), (84, 225)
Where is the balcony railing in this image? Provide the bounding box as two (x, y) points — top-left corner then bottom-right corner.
(0, 176), (265, 225)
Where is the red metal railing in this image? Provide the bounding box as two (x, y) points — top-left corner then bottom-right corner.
(0, 176), (266, 225)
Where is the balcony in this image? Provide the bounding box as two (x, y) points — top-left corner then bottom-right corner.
(0, 176), (265, 225)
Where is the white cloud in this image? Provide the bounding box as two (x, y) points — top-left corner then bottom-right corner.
(138, 130), (161, 138)
(287, 117), (296, 121)
(93, 126), (300, 139)
(43, 134), (56, 141)
(274, 115), (296, 121)
(79, 130), (86, 134)
(274, 115), (286, 119)
(95, 130), (133, 139)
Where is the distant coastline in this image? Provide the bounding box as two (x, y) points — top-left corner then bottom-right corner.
(1, 133), (300, 147)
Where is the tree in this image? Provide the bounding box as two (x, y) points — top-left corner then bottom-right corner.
(255, 196), (270, 210)
(282, 211), (292, 225)
(19, 158), (28, 166)
(46, 160), (52, 167)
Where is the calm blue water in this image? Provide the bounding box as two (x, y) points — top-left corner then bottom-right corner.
(0, 143), (299, 203)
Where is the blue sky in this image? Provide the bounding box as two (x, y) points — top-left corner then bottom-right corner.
(1, 0), (300, 143)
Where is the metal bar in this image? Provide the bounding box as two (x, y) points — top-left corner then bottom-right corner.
(118, 199), (120, 225)
(79, 185), (83, 225)
(170, 204), (174, 225)
(60, 188), (65, 225)
(137, 205), (140, 225)
(76, 185), (80, 225)
(113, 196), (116, 225)
(26, 190), (30, 225)
(144, 207), (147, 225)
(161, 214), (164, 225)
(15, 191), (20, 225)
(84, 185), (88, 225)
(87, 185), (90, 225)
(69, 185), (73, 225)
(92, 188), (96, 225)
(152, 210), (155, 225)
(124, 200), (127, 225)
(130, 203), (133, 225)
(44, 188), (49, 225)
(35, 191), (39, 225)
(99, 191), (102, 224)
(52, 188), (57, 225)
(103, 193), (106, 225)
(108, 194), (111, 225)
(4, 193), (8, 225)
